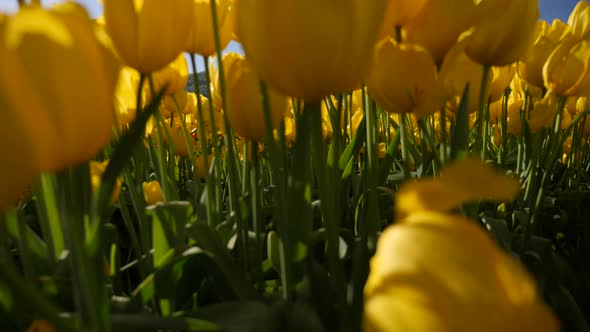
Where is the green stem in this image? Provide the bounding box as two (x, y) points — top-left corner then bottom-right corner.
(209, 0), (246, 268)
(309, 101), (344, 297)
(398, 114), (411, 179)
(476, 65), (491, 159)
(190, 54), (216, 227)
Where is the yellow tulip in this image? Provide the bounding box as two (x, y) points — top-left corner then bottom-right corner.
(565, 95), (578, 117)
(284, 116), (297, 146)
(0, 3), (119, 173)
(185, 0), (233, 57)
(489, 64), (515, 102)
(490, 123), (503, 147)
(561, 105), (573, 130)
(89, 160), (122, 204)
(150, 53), (189, 96)
(171, 127), (194, 158)
(568, 1), (590, 40)
(143, 180), (165, 205)
(27, 320), (55, 332)
(162, 90), (188, 118)
(192, 94), (224, 137)
(511, 71), (543, 100)
(103, 0), (193, 73)
(528, 92), (557, 133)
(182, 92), (197, 115)
(379, 0), (427, 38)
(235, 0), (387, 100)
(222, 52), (287, 141)
(194, 153), (211, 179)
(506, 96), (524, 136)
(114, 66), (141, 126)
(403, 0), (476, 64)
(465, 0), (539, 66)
(518, 20), (568, 88)
(440, 46), (492, 113)
(543, 33), (590, 96)
(367, 38), (441, 117)
(364, 159), (558, 332)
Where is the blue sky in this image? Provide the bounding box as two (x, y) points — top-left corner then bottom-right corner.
(0, 0), (582, 71)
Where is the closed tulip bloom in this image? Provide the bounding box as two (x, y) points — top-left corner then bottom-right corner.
(506, 96), (524, 136)
(236, 0), (387, 101)
(222, 53), (287, 141)
(103, 0), (193, 73)
(194, 153), (211, 179)
(440, 47), (492, 113)
(143, 180), (165, 205)
(404, 0), (476, 65)
(568, 1), (590, 40)
(150, 53), (189, 96)
(489, 64), (515, 102)
(518, 20), (568, 88)
(543, 34), (590, 96)
(0, 3), (119, 173)
(364, 159), (558, 332)
(465, 0), (539, 66)
(528, 92), (557, 132)
(367, 38), (441, 117)
(186, 0), (233, 56)
(114, 66), (141, 126)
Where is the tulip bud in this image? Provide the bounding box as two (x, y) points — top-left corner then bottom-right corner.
(222, 53), (287, 141)
(103, 0), (193, 73)
(236, 0), (387, 100)
(367, 38), (442, 117)
(143, 180), (165, 205)
(465, 0), (539, 66)
(186, 0), (233, 56)
(150, 53), (189, 96)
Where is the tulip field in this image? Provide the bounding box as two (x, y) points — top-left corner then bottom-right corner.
(2, 0), (590, 331)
